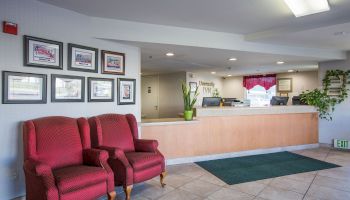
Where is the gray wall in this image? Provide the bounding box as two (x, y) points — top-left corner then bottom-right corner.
(0, 0), (141, 199)
(318, 53), (350, 144)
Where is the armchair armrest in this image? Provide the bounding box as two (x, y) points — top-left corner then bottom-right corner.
(98, 146), (131, 167)
(23, 159), (59, 199)
(24, 159), (53, 177)
(134, 139), (158, 152)
(83, 149), (108, 167)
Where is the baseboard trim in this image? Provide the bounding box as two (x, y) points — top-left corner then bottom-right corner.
(165, 143), (320, 165)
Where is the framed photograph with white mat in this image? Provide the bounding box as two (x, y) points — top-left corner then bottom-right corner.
(88, 77), (114, 102)
(51, 74), (85, 102)
(117, 78), (135, 105)
(24, 35), (63, 69)
(2, 71), (47, 104)
(68, 43), (98, 73)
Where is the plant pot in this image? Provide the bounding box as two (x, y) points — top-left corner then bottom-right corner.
(184, 110), (193, 121)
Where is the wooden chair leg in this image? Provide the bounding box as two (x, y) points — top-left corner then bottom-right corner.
(160, 171), (167, 187)
(123, 185), (133, 200)
(107, 191), (116, 200)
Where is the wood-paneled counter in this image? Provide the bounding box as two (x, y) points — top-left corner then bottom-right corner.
(140, 106), (318, 160)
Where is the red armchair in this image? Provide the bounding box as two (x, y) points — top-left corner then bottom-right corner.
(88, 114), (166, 200)
(23, 116), (116, 200)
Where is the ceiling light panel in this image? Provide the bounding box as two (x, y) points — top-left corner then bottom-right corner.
(284, 0), (330, 17)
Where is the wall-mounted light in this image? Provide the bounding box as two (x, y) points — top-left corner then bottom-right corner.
(228, 58), (237, 61)
(277, 61), (285, 65)
(211, 71), (216, 74)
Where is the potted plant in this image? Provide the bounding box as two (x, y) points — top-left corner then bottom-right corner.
(182, 82), (199, 121)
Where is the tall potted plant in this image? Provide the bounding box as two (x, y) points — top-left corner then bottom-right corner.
(182, 82), (199, 121)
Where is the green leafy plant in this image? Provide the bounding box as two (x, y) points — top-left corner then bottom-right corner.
(300, 69), (349, 120)
(212, 88), (220, 97)
(182, 82), (199, 111)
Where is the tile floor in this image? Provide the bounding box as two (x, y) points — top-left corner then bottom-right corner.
(114, 147), (350, 200)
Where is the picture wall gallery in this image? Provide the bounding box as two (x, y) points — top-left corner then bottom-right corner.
(2, 35), (136, 105)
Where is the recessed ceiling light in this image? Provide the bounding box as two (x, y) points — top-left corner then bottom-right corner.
(288, 70), (294, 73)
(166, 52), (175, 57)
(227, 74), (232, 77)
(283, 0), (330, 18)
(211, 71), (216, 74)
(334, 31), (348, 36)
(229, 58), (237, 61)
(277, 61), (285, 65)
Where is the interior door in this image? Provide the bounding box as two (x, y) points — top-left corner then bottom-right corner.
(141, 75), (159, 119)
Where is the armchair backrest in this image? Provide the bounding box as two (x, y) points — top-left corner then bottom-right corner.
(23, 116), (90, 169)
(89, 114), (138, 152)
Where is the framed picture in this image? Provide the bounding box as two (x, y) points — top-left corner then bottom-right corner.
(189, 82), (198, 93)
(101, 50), (125, 75)
(24, 35), (63, 69)
(2, 71), (47, 104)
(277, 78), (293, 92)
(88, 77), (114, 102)
(51, 74), (85, 102)
(117, 78), (136, 105)
(68, 43), (98, 73)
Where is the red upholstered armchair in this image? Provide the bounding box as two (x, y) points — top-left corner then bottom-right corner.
(88, 114), (166, 200)
(23, 116), (116, 200)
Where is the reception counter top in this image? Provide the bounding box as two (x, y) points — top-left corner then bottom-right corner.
(196, 105), (317, 117)
(141, 118), (198, 126)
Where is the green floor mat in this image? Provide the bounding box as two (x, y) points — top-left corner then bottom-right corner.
(196, 151), (340, 185)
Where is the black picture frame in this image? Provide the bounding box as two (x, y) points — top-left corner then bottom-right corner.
(88, 77), (114, 102)
(51, 74), (85, 102)
(2, 71), (47, 104)
(117, 78), (136, 105)
(101, 50), (126, 75)
(68, 43), (98, 73)
(189, 82), (198, 93)
(24, 35), (63, 69)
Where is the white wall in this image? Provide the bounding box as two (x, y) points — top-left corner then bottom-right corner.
(187, 72), (224, 107)
(0, 0), (141, 199)
(318, 54), (350, 144)
(222, 76), (245, 99)
(277, 71), (319, 104)
(222, 71), (319, 103)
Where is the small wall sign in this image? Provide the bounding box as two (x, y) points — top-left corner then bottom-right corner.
(334, 139), (349, 149)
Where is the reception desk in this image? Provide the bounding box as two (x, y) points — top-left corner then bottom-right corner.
(141, 106), (318, 164)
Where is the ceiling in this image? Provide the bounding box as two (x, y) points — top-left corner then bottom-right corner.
(39, 0), (350, 75)
(119, 41), (318, 76)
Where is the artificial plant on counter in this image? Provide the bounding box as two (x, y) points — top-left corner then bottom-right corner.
(301, 69), (350, 120)
(181, 82), (199, 121)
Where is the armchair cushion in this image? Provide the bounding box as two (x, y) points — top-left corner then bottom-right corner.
(134, 139), (158, 152)
(53, 165), (108, 194)
(125, 152), (164, 171)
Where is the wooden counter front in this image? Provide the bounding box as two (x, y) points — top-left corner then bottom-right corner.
(141, 113), (318, 159)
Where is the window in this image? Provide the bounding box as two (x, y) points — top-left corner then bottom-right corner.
(246, 85), (276, 107)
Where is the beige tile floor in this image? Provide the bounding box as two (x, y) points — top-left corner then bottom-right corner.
(114, 147), (350, 200)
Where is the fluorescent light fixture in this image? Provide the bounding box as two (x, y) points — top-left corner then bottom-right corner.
(229, 58), (237, 61)
(288, 70), (294, 73)
(166, 52), (175, 57)
(211, 71), (216, 74)
(227, 74), (232, 77)
(284, 0), (330, 17)
(277, 61), (285, 65)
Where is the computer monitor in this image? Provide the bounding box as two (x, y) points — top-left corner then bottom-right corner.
(202, 97), (221, 107)
(222, 98), (240, 106)
(292, 96), (308, 105)
(270, 96), (289, 106)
